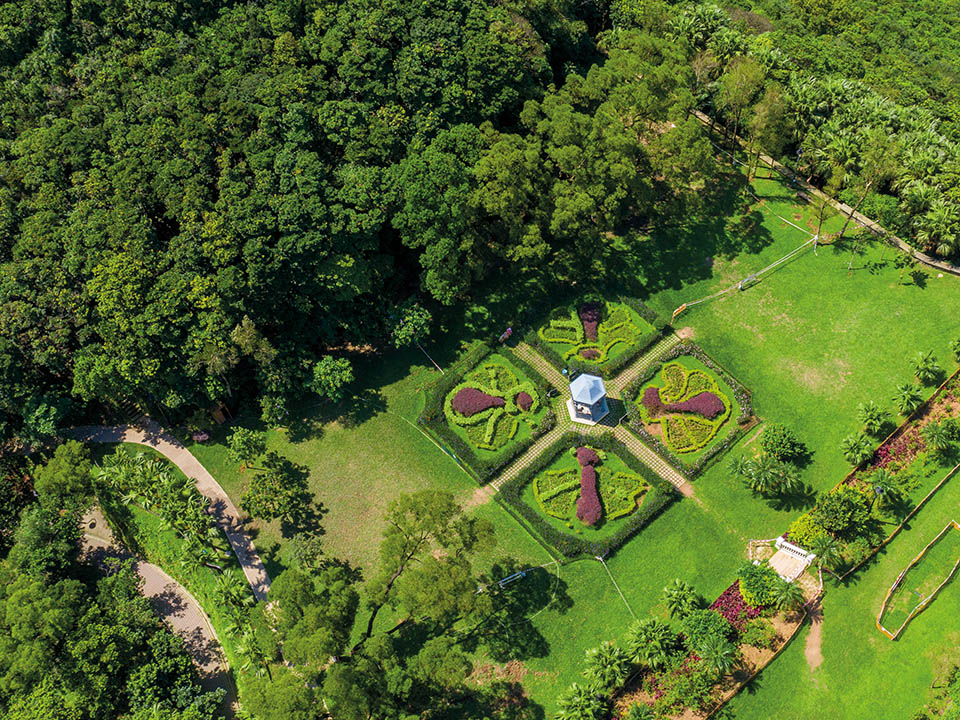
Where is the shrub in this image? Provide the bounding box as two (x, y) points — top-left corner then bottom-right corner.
(515, 391), (533, 412)
(787, 513), (830, 549)
(450, 387), (505, 417)
(578, 302), (602, 341)
(857, 401), (888, 437)
(576, 466), (602, 526)
(759, 424), (805, 461)
(709, 582), (762, 632)
(736, 561), (780, 608)
(576, 447), (601, 467)
(667, 392), (726, 420)
(840, 432), (875, 466)
(812, 485), (871, 538)
(681, 609), (732, 654)
(740, 618), (779, 650)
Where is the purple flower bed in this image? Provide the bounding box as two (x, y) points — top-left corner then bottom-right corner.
(576, 465), (602, 526)
(515, 391), (533, 412)
(576, 446), (600, 467)
(869, 426), (926, 470)
(641, 386), (724, 420)
(578, 302), (602, 341)
(709, 582), (761, 632)
(451, 387), (505, 417)
(580, 348), (600, 359)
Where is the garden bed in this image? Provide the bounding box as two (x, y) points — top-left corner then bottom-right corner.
(498, 431), (675, 557)
(625, 343), (754, 477)
(418, 341), (556, 483)
(525, 297), (664, 378)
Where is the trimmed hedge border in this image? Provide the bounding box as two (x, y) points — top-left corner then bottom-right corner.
(418, 341), (556, 484)
(623, 342), (756, 478)
(524, 296), (666, 380)
(498, 429), (676, 558)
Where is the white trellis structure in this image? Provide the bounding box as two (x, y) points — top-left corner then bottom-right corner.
(769, 537), (817, 582)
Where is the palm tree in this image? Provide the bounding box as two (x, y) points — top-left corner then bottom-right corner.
(742, 453), (782, 494)
(839, 433), (873, 466)
(771, 577), (805, 613)
(950, 338), (960, 363)
(913, 351), (942, 385)
(663, 578), (698, 619)
(698, 633), (739, 678)
(728, 455), (752, 477)
(625, 703), (655, 720)
(556, 683), (606, 720)
(857, 401), (887, 436)
(808, 534), (842, 572)
(893, 383), (924, 416)
(866, 468), (901, 510)
(623, 618), (675, 670)
(923, 421), (954, 455)
(583, 641), (630, 693)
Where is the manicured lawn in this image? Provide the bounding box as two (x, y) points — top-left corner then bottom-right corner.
(188, 348), (547, 577)
(728, 468), (960, 720)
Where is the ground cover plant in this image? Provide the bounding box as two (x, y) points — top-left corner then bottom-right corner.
(533, 446), (651, 529)
(500, 431), (673, 557)
(525, 297), (664, 378)
(626, 345), (752, 476)
(878, 522), (960, 638)
(419, 342), (555, 482)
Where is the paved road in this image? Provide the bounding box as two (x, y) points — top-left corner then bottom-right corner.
(67, 422), (271, 601)
(80, 509), (236, 714)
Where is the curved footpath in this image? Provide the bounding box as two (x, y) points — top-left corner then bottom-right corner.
(81, 508), (236, 714)
(66, 422), (271, 601)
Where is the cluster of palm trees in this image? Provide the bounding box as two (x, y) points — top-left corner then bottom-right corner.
(729, 452), (800, 495)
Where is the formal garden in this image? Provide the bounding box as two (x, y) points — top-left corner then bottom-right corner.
(528, 298), (664, 377)
(626, 343), (754, 477)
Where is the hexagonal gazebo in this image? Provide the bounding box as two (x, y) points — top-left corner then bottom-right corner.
(567, 373), (609, 426)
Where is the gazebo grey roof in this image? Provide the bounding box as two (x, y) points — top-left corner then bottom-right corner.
(570, 373), (606, 405)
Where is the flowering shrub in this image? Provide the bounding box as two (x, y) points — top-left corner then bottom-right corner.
(451, 387), (505, 417)
(515, 391), (533, 412)
(578, 302), (602, 341)
(869, 426), (926, 470)
(576, 465), (602, 525)
(709, 582), (762, 632)
(576, 446), (601, 466)
(580, 348), (601, 359)
(668, 392), (725, 419)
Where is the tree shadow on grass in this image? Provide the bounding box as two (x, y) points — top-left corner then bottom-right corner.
(765, 482), (817, 513)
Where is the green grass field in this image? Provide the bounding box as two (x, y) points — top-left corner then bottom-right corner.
(880, 524), (960, 635)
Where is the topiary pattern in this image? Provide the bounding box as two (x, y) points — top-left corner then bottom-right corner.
(443, 358), (541, 452)
(538, 302), (653, 365)
(637, 362), (732, 453)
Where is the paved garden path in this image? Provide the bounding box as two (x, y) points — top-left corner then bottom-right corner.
(513, 342), (567, 390)
(80, 508), (235, 714)
(66, 422), (271, 602)
(490, 421), (570, 492)
(612, 425), (694, 498)
(608, 333), (682, 396)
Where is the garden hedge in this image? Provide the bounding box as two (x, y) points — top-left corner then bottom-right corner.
(623, 341), (756, 478)
(498, 429), (675, 558)
(524, 296), (665, 379)
(418, 341), (556, 483)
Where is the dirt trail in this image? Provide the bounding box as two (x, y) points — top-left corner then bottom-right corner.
(805, 598), (824, 671)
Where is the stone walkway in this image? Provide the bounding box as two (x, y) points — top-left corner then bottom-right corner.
(81, 508), (235, 715)
(65, 422), (271, 602)
(513, 342), (567, 390)
(608, 333), (682, 396)
(490, 421), (570, 492)
(613, 425), (693, 497)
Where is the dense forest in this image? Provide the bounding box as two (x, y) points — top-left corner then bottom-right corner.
(2, 0), (959, 446)
(2, 0), (960, 718)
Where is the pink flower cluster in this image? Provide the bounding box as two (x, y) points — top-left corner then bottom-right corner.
(451, 387), (505, 417)
(641, 387), (725, 420)
(869, 427), (926, 470)
(578, 303), (601, 341)
(709, 582), (761, 632)
(515, 391), (533, 412)
(575, 446), (602, 526)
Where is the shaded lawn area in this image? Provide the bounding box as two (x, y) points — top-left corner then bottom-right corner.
(519, 496), (747, 715)
(644, 169), (960, 514)
(728, 470), (960, 720)
(188, 348), (547, 578)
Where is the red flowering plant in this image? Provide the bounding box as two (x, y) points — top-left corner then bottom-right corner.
(709, 582), (762, 633)
(576, 465), (602, 525)
(578, 302), (602, 341)
(451, 387), (505, 417)
(641, 386), (724, 420)
(515, 391), (533, 412)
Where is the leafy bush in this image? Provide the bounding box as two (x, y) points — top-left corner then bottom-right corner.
(787, 512), (830, 549)
(709, 582), (761, 632)
(740, 618), (779, 650)
(576, 465), (602, 526)
(450, 387), (505, 416)
(681, 609), (732, 653)
(736, 561), (780, 608)
(759, 424), (806, 461)
(578, 302), (602, 341)
(840, 432), (875, 466)
(812, 486), (872, 539)
(515, 391), (533, 411)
